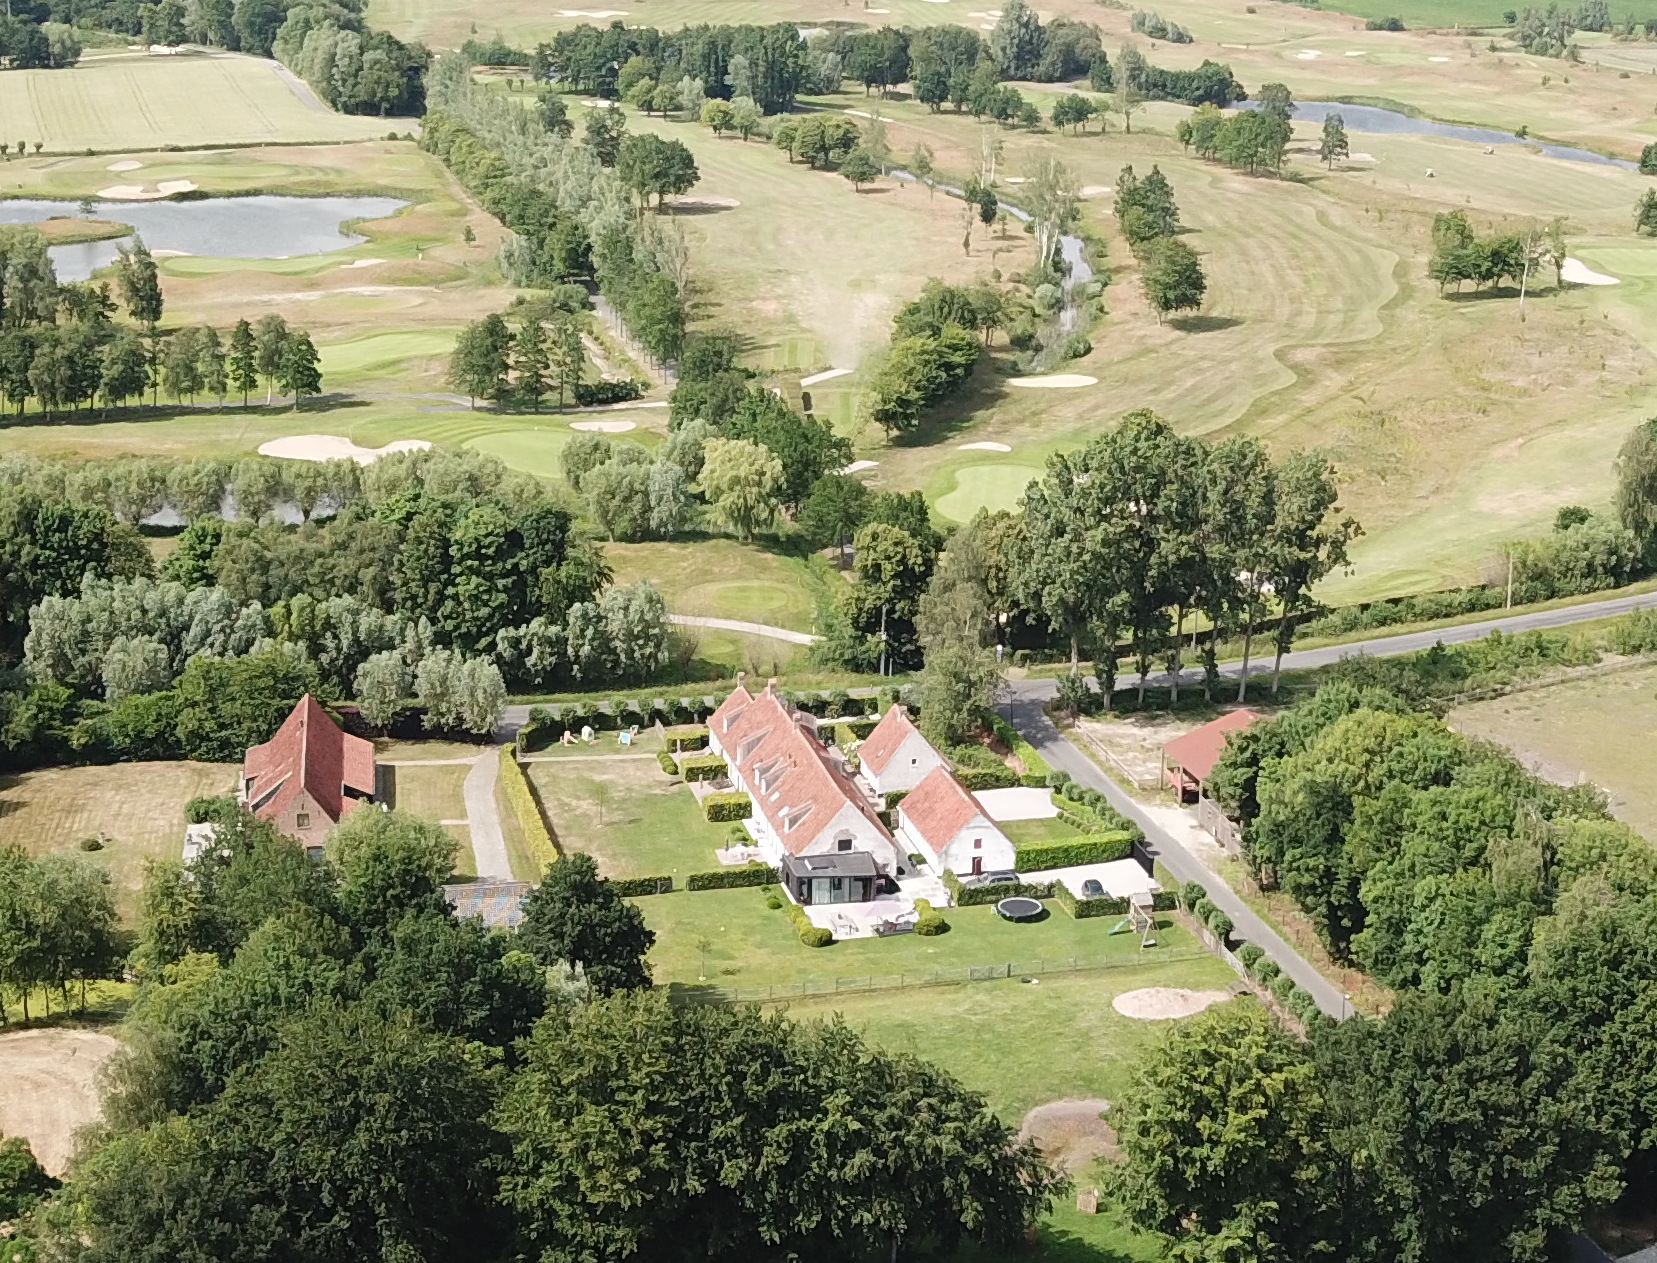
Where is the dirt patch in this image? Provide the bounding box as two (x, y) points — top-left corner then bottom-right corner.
(1019, 1098), (1118, 1172)
(1070, 711), (1209, 791)
(0, 1029), (121, 1175)
(1112, 987), (1232, 1020)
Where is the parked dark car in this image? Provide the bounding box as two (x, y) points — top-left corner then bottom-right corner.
(1081, 879), (1105, 899)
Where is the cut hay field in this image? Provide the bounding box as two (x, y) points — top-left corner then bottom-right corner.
(5, 51), (393, 151)
(1449, 662), (1657, 842)
(0, 761), (238, 917)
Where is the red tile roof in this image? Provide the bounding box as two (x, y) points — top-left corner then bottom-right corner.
(898, 766), (984, 849)
(1161, 710), (1264, 784)
(858, 704), (921, 776)
(243, 694), (376, 826)
(710, 683), (890, 856)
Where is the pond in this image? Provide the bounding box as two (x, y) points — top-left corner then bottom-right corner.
(0, 194), (408, 280)
(1241, 99), (1637, 170)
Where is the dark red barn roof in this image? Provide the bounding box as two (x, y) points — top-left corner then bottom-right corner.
(1161, 710), (1264, 784)
(242, 695), (375, 826)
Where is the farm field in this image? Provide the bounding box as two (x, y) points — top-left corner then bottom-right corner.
(4, 51), (393, 151)
(0, 761), (238, 917)
(1449, 661), (1657, 841)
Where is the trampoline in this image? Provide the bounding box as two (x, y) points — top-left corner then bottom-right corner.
(995, 896), (1044, 923)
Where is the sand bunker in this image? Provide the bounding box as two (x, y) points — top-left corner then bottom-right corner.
(105, 159), (142, 171)
(1019, 1099), (1118, 1173)
(1008, 374), (1097, 388)
(98, 179), (198, 200)
(1295, 49), (1321, 59)
(1348, 152), (1377, 162)
(959, 441), (1012, 452)
(1113, 987), (1233, 1020)
(1344, 49), (1367, 55)
(841, 459), (880, 473)
(1563, 257), (1619, 286)
(0, 1029), (122, 1176)
(800, 366), (853, 386)
(1079, 185), (1111, 198)
(559, 9), (628, 16)
(671, 194), (740, 209)
(1428, 55), (1452, 61)
(569, 419), (637, 432)
(258, 435), (431, 465)
(341, 257), (386, 268)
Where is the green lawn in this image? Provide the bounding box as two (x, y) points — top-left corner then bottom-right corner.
(642, 888), (1206, 990)
(524, 756), (732, 879)
(603, 538), (825, 633)
(1001, 817), (1078, 848)
(934, 462), (1045, 523)
(385, 762), (468, 821)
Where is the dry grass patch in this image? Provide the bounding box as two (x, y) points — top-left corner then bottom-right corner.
(386, 762), (470, 822)
(0, 761), (236, 918)
(0, 1028), (122, 1176)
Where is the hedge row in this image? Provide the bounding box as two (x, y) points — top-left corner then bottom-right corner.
(786, 898), (832, 947)
(1239, 939), (1329, 1027)
(662, 723), (709, 751)
(681, 754), (727, 783)
(497, 748), (559, 876)
(941, 870), (1057, 906)
(845, 715), (879, 740)
(686, 863), (778, 891)
(703, 792), (751, 822)
(986, 711), (1053, 783)
(1050, 774), (1145, 842)
(612, 875), (674, 896)
(1013, 832), (1134, 872)
(954, 766), (1019, 792)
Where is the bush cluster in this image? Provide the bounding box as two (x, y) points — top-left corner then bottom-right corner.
(1055, 779), (1145, 842)
(1299, 585), (1506, 639)
(912, 898), (949, 936)
(656, 750), (679, 776)
(785, 898), (833, 947)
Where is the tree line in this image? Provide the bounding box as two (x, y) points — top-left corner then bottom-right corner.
(445, 290), (609, 410)
(1101, 666), (1657, 1261)
(0, 447), (675, 769)
(1114, 164), (1206, 321)
(1427, 208), (1568, 294)
(271, 2), (428, 116)
(0, 799), (1060, 1261)
(0, 844), (119, 1024)
(0, 229), (321, 418)
(423, 54), (691, 363)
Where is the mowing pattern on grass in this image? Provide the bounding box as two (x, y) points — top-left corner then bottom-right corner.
(525, 757), (731, 879)
(0, 761), (236, 917)
(5, 54), (391, 150)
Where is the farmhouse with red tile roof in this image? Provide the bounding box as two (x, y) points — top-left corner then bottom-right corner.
(856, 704), (947, 796)
(895, 766), (1016, 878)
(240, 695), (378, 855)
(708, 679), (904, 905)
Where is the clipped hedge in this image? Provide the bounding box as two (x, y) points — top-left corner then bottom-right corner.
(786, 899), (833, 947)
(703, 791), (751, 822)
(913, 897), (949, 935)
(515, 704), (560, 753)
(1013, 832), (1134, 871)
(498, 748), (559, 876)
(954, 765), (1019, 792)
(1050, 882), (1125, 920)
(663, 724), (709, 752)
(656, 751), (679, 776)
(942, 869), (1056, 906)
(681, 754), (728, 783)
(686, 863), (778, 891)
(1055, 780), (1145, 842)
(986, 710), (1053, 782)
(612, 875), (674, 896)
(846, 716), (878, 740)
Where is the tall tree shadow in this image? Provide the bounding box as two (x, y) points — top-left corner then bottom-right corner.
(1168, 315), (1242, 333)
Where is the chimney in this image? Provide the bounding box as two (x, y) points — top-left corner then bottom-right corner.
(766, 678), (780, 702)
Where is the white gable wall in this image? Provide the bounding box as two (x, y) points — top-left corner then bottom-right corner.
(865, 730), (947, 796)
(898, 809), (1016, 876)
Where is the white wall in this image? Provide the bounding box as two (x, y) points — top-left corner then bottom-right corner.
(867, 730), (946, 796)
(899, 811), (1016, 876)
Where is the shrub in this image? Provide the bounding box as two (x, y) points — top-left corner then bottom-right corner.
(883, 789), (910, 811)
(1290, 987), (1322, 1022)
(574, 379), (644, 406)
(681, 754), (728, 782)
(516, 704), (560, 752)
(1047, 769), (1072, 789)
(846, 715), (878, 739)
(657, 751), (680, 776)
(499, 748), (559, 875)
(786, 898), (833, 946)
(703, 792), (751, 822)
(611, 875), (674, 896)
(1253, 957), (1281, 983)
(1180, 880), (1208, 909)
(1236, 942), (1264, 969)
(908, 852), (927, 867)
(1013, 833), (1134, 871)
(1269, 973), (1296, 1003)
(686, 863), (778, 890)
(1192, 897), (1216, 922)
(662, 723), (709, 751)
(78, 836), (103, 851)
(1207, 909), (1234, 940)
(765, 892), (783, 909)
(913, 897), (949, 935)
(726, 823), (751, 844)
(185, 795), (231, 824)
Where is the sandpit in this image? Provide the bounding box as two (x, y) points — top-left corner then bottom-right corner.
(1428, 55), (1452, 61)
(105, 159), (142, 172)
(1295, 49), (1321, 59)
(959, 441), (1012, 452)
(1008, 374), (1097, 389)
(1563, 257), (1620, 286)
(0, 1029), (122, 1176)
(841, 459), (880, 473)
(1019, 1099), (1117, 1173)
(569, 419), (637, 432)
(97, 178), (198, 200)
(1079, 185), (1111, 198)
(1344, 49), (1367, 55)
(1113, 987), (1233, 1020)
(560, 9), (628, 16)
(670, 194), (741, 210)
(341, 257), (386, 269)
(258, 435), (432, 465)
(1348, 152), (1377, 162)
(800, 366), (853, 386)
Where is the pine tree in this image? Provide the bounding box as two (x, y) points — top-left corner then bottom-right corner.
(277, 330), (322, 408)
(228, 318), (257, 406)
(197, 325), (228, 405)
(513, 317), (550, 412)
(115, 235), (163, 330)
(253, 313), (290, 405)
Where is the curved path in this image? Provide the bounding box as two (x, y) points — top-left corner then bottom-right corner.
(667, 613), (817, 645)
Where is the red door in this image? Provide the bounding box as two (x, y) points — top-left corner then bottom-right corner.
(970, 856), (983, 876)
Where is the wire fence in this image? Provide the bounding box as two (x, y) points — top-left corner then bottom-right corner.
(672, 947), (1209, 1006)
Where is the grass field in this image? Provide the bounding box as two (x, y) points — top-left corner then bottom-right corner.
(603, 538), (825, 633)
(7, 51), (392, 150)
(385, 762), (470, 821)
(524, 755), (732, 879)
(0, 761), (238, 917)
(1449, 661), (1657, 841)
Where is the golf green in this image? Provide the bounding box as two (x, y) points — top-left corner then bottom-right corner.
(934, 462), (1042, 522)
